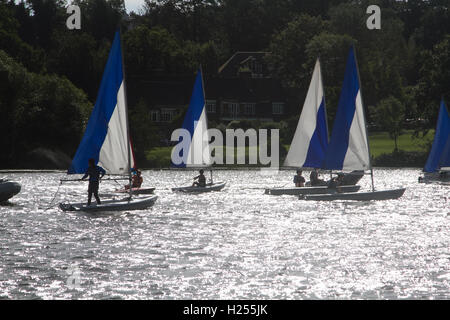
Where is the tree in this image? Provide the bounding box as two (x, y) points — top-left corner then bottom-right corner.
(370, 96), (406, 152)
(266, 14), (329, 89)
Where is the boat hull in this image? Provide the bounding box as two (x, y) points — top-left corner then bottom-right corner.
(418, 170), (450, 183)
(172, 182), (226, 193)
(59, 195), (158, 212)
(265, 185), (361, 195)
(301, 188), (406, 201)
(0, 181), (21, 202)
(115, 187), (155, 195)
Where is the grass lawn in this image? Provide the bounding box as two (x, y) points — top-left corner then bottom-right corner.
(368, 129), (433, 158)
(145, 130), (434, 167)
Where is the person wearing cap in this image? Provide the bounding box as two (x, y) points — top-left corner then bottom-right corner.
(125, 169), (143, 190)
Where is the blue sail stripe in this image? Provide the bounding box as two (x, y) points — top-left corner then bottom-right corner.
(424, 100), (450, 172)
(68, 31), (123, 174)
(322, 46), (360, 170)
(171, 69), (205, 168)
(303, 97), (328, 167)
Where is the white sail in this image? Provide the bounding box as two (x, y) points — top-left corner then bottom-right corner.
(284, 59), (328, 168)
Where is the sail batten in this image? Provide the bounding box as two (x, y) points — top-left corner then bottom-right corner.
(68, 31), (134, 175)
(284, 59), (328, 168)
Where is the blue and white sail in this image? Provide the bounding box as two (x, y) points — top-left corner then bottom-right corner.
(171, 69), (211, 167)
(68, 31), (134, 175)
(322, 46), (370, 171)
(284, 59), (328, 168)
(423, 99), (450, 173)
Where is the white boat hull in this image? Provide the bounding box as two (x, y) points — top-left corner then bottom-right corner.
(59, 195), (158, 212)
(265, 185), (361, 195)
(172, 182), (226, 193)
(301, 188), (406, 201)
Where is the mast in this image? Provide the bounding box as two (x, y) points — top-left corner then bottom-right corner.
(318, 57), (332, 180)
(352, 45), (375, 192)
(199, 64), (213, 183)
(119, 26), (133, 198)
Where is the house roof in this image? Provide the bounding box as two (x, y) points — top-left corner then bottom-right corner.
(218, 52), (271, 77)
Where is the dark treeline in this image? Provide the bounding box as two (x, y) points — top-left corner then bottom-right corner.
(0, 0), (449, 168)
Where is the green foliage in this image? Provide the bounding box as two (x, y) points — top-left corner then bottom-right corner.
(0, 49), (91, 167)
(129, 99), (159, 166)
(1, 0), (449, 169)
(266, 14), (330, 90)
(370, 96), (406, 152)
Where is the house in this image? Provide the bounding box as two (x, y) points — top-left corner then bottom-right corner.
(126, 52), (290, 127)
(204, 52), (288, 122)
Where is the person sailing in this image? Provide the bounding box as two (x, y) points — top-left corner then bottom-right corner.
(310, 168), (326, 186)
(327, 173), (344, 192)
(293, 170), (305, 187)
(125, 169), (143, 190)
(193, 169), (206, 187)
(81, 158), (106, 206)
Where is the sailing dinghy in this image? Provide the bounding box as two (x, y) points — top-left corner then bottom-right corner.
(59, 31), (157, 212)
(171, 68), (225, 193)
(302, 46), (405, 201)
(264, 59), (361, 196)
(0, 178), (21, 202)
(418, 99), (450, 183)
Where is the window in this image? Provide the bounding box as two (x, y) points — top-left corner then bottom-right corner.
(160, 108), (176, 122)
(206, 100), (216, 113)
(243, 103), (256, 115)
(229, 103), (239, 116)
(272, 102), (284, 115)
(150, 110), (159, 122)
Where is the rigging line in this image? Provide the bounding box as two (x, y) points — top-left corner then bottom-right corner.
(43, 180), (63, 211)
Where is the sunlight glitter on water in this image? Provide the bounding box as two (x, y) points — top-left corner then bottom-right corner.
(0, 168), (449, 299)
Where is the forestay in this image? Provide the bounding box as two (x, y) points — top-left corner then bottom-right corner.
(284, 59), (328, 168)
(67, 31), (134, 175)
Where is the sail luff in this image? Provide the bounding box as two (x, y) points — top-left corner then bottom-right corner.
(118, 27), (133, 197)
(352, 45), (374, 191)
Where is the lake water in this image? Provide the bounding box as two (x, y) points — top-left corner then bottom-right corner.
(0, 168), (449, 299)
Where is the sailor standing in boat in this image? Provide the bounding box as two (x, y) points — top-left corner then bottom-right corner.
(294, 170), (305, 187)
(81, 158), (106, 206)
(193, 169), (206, 187)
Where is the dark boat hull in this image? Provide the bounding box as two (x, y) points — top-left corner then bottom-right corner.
(172, 182), (226, 193)
(59, 195), (158, 212)
(265, 185), (361, 195)
(0, 181), (21, 202)
(302, 188), (406, 201)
